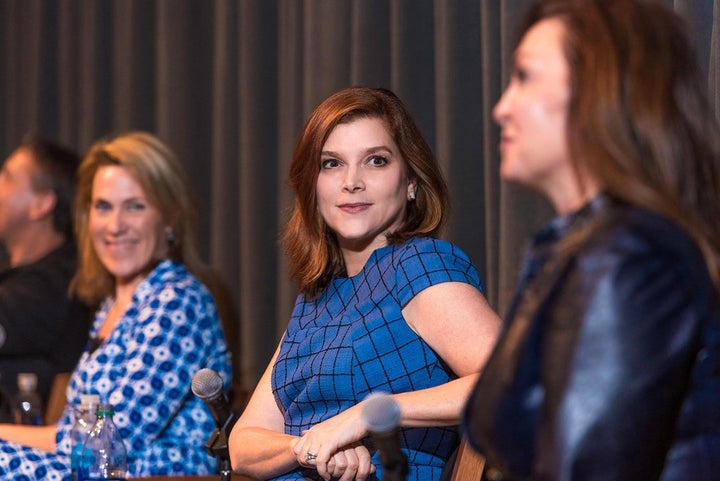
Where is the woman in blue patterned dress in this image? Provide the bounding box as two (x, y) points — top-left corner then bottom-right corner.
(0, 132), (231, 479)
(229, 86), (502, 481)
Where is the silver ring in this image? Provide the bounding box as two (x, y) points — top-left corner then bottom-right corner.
(305, 452), (317, 462)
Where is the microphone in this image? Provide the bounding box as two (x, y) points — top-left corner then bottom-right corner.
(192, 368), (237, 481)
(362, 392), (409, 481)
(191, 368), (233, 430)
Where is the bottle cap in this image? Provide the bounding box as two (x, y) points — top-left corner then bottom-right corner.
(80, 394), (100, 409)
(95, 403), (115, 416)
(17, 373), (38, 392)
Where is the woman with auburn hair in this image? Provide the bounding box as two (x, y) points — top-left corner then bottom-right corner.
(0, 132), (231, 479)
(284, 86), (449, 298)
(463, 1), (720, 480)
(229, 86), (501, 481)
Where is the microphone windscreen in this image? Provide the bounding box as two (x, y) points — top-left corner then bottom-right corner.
(192, 368), (224, 399)
(362, 392), (401, 434)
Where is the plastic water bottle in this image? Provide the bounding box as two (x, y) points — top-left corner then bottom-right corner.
(71, 394), (100, 481)
(82, 403), (127, 481)
(14, 373), (43, 425)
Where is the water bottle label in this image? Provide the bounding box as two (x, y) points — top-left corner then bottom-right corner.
(70, 445), (82, 467)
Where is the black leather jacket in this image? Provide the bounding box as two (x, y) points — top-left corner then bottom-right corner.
(463, 195), (720, 481)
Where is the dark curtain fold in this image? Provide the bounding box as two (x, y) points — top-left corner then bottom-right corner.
(0, 0), (717, 391)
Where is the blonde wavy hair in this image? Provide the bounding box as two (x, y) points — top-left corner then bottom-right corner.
(70, 131), (207, 304)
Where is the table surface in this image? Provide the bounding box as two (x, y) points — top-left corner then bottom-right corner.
(130, 475), (257, 481)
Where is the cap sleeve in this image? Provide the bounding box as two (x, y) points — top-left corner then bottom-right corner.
(395, 237), (483, 308)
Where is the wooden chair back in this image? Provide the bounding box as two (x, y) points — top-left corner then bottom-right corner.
(44, 371), (71, 424)
(448, 438), (486, 481)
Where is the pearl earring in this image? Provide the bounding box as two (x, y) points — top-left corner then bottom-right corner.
(408, 189), (416, 201)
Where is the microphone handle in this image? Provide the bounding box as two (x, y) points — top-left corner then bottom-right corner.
(373, 430), (408, 481)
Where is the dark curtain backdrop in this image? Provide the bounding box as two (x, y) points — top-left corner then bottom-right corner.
(0, 0), (717, 392)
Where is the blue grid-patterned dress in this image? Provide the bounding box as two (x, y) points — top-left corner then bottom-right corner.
(0, 260), (231, 480)
(272, 237), (484, 481)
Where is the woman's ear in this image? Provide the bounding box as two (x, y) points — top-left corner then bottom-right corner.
(407, 181), (417, 201)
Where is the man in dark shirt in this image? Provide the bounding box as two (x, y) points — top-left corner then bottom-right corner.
(0, 135), (91, 421)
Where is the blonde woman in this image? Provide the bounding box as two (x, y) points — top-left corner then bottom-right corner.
(0, 132), (231, 479)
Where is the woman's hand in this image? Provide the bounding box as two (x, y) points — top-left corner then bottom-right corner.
(293, 403), (370, 477)
(299, 442), (376, 481)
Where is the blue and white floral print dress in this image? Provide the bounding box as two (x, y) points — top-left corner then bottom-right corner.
(0, 260), (231, 480)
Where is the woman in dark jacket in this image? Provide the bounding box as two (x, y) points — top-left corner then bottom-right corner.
(463, 1), (720, 480)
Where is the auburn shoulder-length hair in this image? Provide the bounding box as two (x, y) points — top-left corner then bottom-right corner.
(283, 86), (449, 297)
(70, 131), (207, 305)
(520, 0), (720, 288)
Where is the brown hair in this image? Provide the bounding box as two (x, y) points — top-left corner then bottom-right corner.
(283, 86), (449, 297)
(70, 131), (208, 304)
(520, 0), (720, 287)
